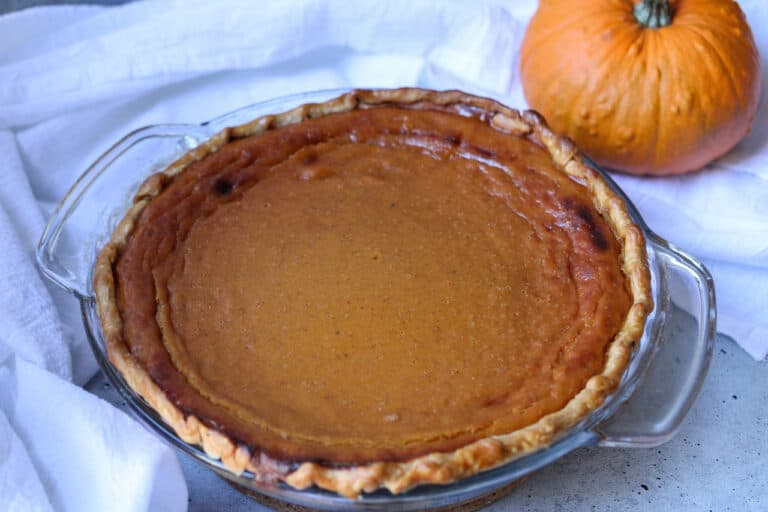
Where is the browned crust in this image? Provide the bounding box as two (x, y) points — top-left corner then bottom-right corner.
(93, 88), (652, 498)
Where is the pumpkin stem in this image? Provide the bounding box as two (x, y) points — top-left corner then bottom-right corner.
(633, 0), (672, 29)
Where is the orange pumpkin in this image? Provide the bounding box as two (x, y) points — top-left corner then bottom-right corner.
(520, 0), (761, 176)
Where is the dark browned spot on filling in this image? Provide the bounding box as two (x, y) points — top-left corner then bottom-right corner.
(444, 134), (461, 146)
(303, 152), (318, 165)
(575, 204), (609, 252)
(560, 198), (609, 252)
(213, 178), (234, 197)
(590, 226), (609, 252)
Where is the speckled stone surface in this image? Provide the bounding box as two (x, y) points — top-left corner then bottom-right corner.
(89, 320), (766, 511)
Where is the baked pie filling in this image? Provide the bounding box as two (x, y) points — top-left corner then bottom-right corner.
(96, 89), (651, 496)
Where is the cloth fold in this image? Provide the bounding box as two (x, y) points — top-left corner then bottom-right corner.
(0, 358), (187, 512)
(0, 133), (71, 381)
(0, 1), (766, 510)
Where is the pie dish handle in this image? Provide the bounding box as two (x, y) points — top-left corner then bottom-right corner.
(37, 124), (215, 298)
(594, 237), (716, 448)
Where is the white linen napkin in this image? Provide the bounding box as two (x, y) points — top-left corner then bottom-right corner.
(0, 0), (766, 510)
(0, 357), (187, 512)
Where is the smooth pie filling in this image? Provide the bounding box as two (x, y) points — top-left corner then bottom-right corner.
(114, 107), (631, 464)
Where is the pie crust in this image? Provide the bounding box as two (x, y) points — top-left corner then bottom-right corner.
(94, 88), (652, 498)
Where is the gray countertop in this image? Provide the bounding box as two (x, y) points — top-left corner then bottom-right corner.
(87, 328), (767, 512)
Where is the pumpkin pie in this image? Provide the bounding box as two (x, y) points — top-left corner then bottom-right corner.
(94, 88), (652, 498)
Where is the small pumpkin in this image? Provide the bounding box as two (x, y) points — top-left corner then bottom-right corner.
(520, 0), (761, 176)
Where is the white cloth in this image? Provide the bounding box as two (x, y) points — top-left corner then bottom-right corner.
(0, 0), (765, 510)
(0, 358), (187, 512)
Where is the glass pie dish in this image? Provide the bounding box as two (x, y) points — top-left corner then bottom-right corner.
(37, 89), (716, 511)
